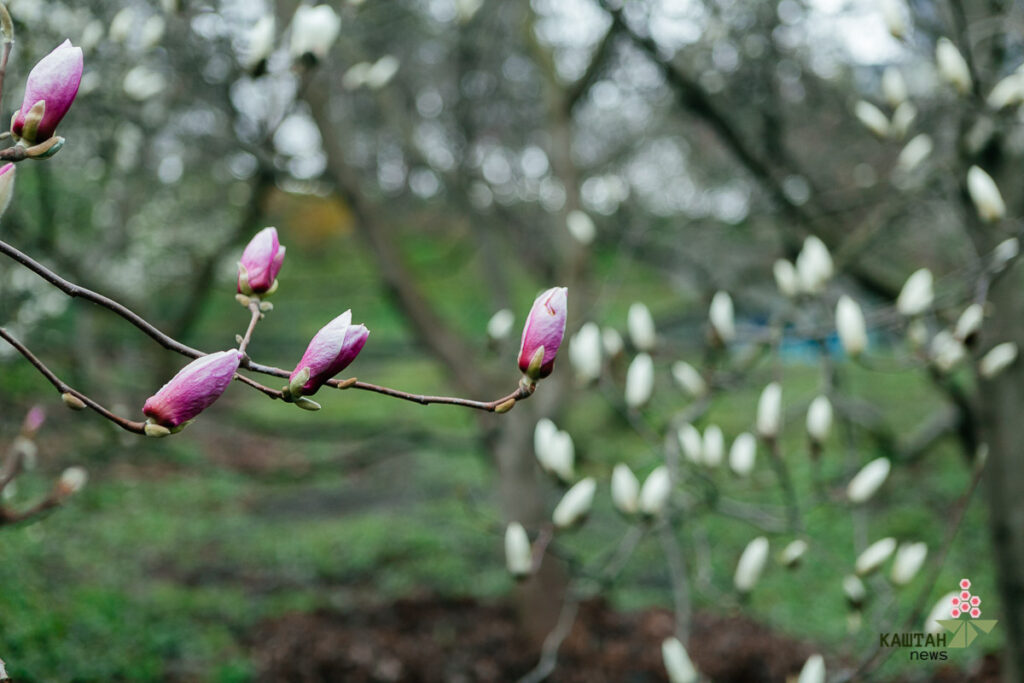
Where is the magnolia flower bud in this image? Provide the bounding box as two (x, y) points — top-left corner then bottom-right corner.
(806, 395), (832, 444)
(735, 536), (770, 594)
(966, 166), (1005, 222)
(756, 382), (782, 439)
(365, 56), (400, 90)
(880, 0), (907, 39)
(289, 4), (341, 61)
(486, 308), (515, 340)
(979, 342), (1018, 379)
(773, 259), (799, 298)
(855, 537), (897, 576)
(795, 236), (833, 294)
(611, 463), (640, 516)
(729, 432), (756, 477)
(639, 465), (672, 517)
(780, 539), (808, 567)
(661, 638), (698, 683)
(798, 654), (826, 683)
(61, 392), (86, 410)
(889, 102), (916, 139)
(504, 522), (532, 579)
(702, 424), (724, 467)
(671, 361), (707, 397)
(289, 311), (370, 396)
(896, 269), (933, 316)
(924, 592), (959, 634)
(897, 134), (933, 173)
(238, 227), (286, 295)
(847, 457), (891, 503)
(836, 296), (868, 357)
(936, 38), (972, 95)
(552, 477), (596, 529)
(244, 15), (276, 73)
(535, 426), (574, 484)
(954, 303), (983, 342)
(569, 322), (602, 382)
(11, 40), (83, 144)
(518, 287), (568, 380)
(930, 330), (965, 373)
(22, 405), (46, 435)
(882, 67), (907, 107)
(709, 291), (735, 344)
(601, 327), (624, 357)
(987, 73), (1024, 110)
(678, 424), (703, 464)
(56, 466), (88, 497)
(141, 15), (166, 49)
(993, 238), (1019, 270)
(907, 319), (928, 350)
(566, 209), (596, 244)
(109, 8), (135, 43)
(0, 163), (15, 219)
(843, 574), (868, 608)
(890, 541), (928, 586)
(627, 302), (657, 351)
(854, 101), (889, 138)
(625, 353), (655, 409)
(143, 350), (242, 429)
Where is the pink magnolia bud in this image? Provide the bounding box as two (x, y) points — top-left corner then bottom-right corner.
(143, 350), (242, 428)
(21, 405), (46, 435)
(11, 40), (84, 143)
(289, 310), (369, 396)
(518, 287), (568, 380)
(238, 227), (286, 295)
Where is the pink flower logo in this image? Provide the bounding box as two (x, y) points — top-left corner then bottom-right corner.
(950, 579), (983, 619)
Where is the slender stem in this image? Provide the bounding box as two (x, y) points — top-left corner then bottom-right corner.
(765, 434), (803, 532)
(0, 328), (146, 434)
(237, 302), (261, 355)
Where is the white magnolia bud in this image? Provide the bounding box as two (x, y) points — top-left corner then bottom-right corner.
(57, 466), (88, 497)
(569, 322), (603, 382)
(365, 56), (400, 90)
(671, 361), (707, 397)
(847, 457), (891, 503)
(930, 331), (965, 373)
(566, 209), (596, 244)
(993, 238), (1020, 270)
(843, 574), (868, 607)
(855, 537), (897, 576)
(702, 424), (724, 467)
(897, 134), (933, 172)
(486, 308), (515, 340)
(954, 303), (983, 341)
(290, 4), (341, 60)
(678, 424), (703, 464)
(639, 465), (672, 517)
(729, 433), (757, 477)
(882, 67), (907, 107)
(552, 477), (596, 528)
(896, 269), (933, 316)
(611, 463), (640, 516)
(536, 428), (575, 484)
(796, 236), (833, 294)
(342, 62), (372, 90)
(602, 327), (624, 357)
(756, 382), (782, 439)
(890, 101), (916, 139)
(925, 592), (959, 634)
(967, 166), (1006, 222)
(505, 522), (532, 578)
(709, 291), (735, 343)
(773, 259), (799, 297)
(625, 353), (655, 408)
(806, 395), (833, 444)
(141, 15), (166, 49)
(936, 38), (972, 94)
(628, 302), (657, 351)
(534, 418), (557, 461)
(734, 536), (770, 593)
(661, 637), (698, 683)
(798, 654), (826, 683)
(109, 7), (135, 43)
(81, 20), (105, 51)
(836, 296), (868, 357)
(891, 541), (928, 586)
(880, 0), (907, 39)
(244, 16), (276, 70)
(979, 342), (1018, 379)
(854, 101), (890, 138)
(987, 73), (1024, 110)
(780, 539), (808, 567)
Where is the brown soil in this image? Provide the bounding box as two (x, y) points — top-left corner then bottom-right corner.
(250, 596), (1001, 682)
